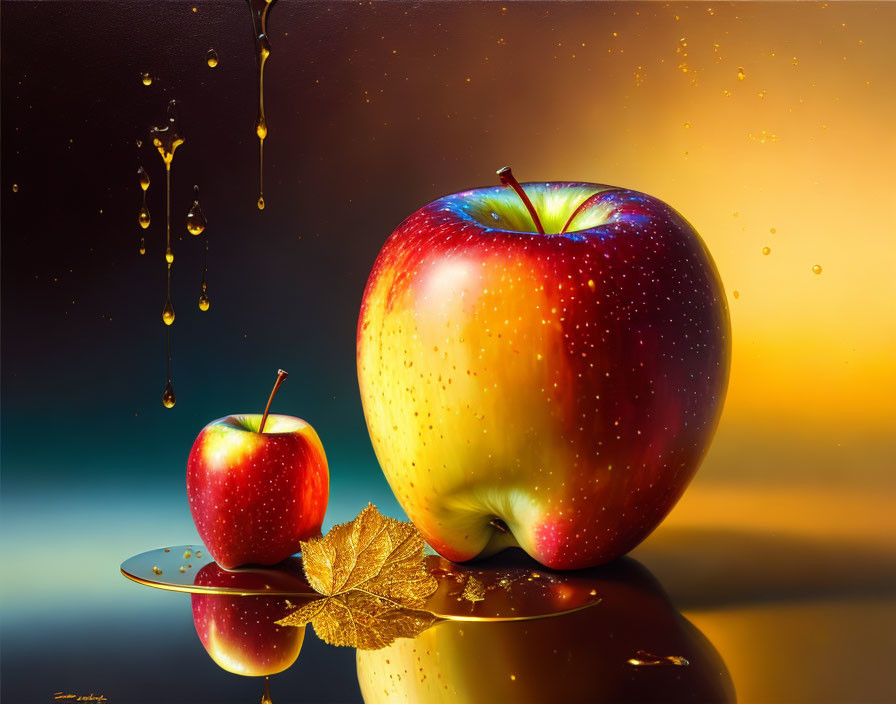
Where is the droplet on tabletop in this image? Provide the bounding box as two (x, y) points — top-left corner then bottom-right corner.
(812, 264), (823, 274)
(183, 549), (192, 559)
(762, 246), (771, 255)
(162, 381), (176, 409)
(162, 298), (175, 325)
(733, 290), (740, 299)
(206, 49), (219, 68)
(152, 566), (162, 575)
(736, 66), (745, 81)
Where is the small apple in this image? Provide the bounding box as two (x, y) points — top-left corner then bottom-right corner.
(357, 556), (735, 703)
(187, 370), (329, 569)
(357, 168), (730, 569)
(191, 563), (305, 677)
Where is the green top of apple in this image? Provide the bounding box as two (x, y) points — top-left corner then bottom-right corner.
(223, 414), (308, 435)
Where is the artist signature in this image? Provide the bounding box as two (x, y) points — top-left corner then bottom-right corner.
(53, 693), (108, 702)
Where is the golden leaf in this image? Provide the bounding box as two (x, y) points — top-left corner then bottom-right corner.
(461, 575), (486, 603)
(299, 503), (438, 610)
(275, 591), (438, 650)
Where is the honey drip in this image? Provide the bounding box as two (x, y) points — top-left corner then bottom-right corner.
(150, 100), (185, 409)
(248, 0), (277, 209)
(198, 194), (210, 311)
(627, 650), (690, 667)
(206, 49), (219, 68)
(137, 165), (150, 252)
(260, 676), (272, 704)
(186, 185), (206, 235)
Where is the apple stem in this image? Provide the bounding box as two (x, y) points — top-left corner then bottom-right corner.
(489, 518), (509, 534)
(258, 369), (289, 433)
(560, 194), (597, 235)
(497, 166), (545, 235)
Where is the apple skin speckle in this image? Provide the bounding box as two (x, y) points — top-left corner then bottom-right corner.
(186, 414), (329, 570)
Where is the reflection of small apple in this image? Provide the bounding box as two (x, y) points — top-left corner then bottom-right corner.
(187, 371), (329, 569)
(357, 556), (735, 703)
(358, 170), (730, 569)
(191, 563), (305, 677)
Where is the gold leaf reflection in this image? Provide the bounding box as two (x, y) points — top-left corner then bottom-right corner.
(276, 592), (438, 650)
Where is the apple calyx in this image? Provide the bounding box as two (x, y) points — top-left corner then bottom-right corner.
(497, 166), (545, 235)
(259, 369), (289, 434)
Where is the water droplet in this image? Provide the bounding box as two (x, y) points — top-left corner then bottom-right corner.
(736, 66), (745, 81)
(136, 138), (143, 148)
(165, 247), (174, 264)
(183, 549), (192, 559)
(733, 290), (740, 299)
(812, 264), (823, 274)
(684, 121), (691, 128)
(152, 566), (163, 574)
(142, 73), (153, 86)
(198, 292), (210, 311)
(12, 183), (19, 193)
(138, 165), (150, 191)
(139, 205), (151, 229)
(186, 185), (207, 235)
(491, 211), (499, 221)
(770, 227), (776, 234)
(206, 49), (219, 68)
(162, 298), (175, 325)
(257, 195), (265, 210)
(162, 381), (176, 409)
(762, 246), (771, 255)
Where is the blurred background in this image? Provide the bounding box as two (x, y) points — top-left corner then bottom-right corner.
(2, 2), (894, 702)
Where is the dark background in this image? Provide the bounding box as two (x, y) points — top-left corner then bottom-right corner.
(3, 2), (895, 703)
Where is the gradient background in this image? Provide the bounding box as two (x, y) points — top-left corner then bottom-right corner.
(2, 2), (895, 702)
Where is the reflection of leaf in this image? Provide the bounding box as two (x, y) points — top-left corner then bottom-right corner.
(300, 503), (437, 610)
(275, 592), (438, 650)
(462, 575), (486, 603)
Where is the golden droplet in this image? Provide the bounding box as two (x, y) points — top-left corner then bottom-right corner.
(138, 165), (151, 191)
(733, 290), (740, 299)
(255, 116), (268, 140)
(141, 73), (153, 86)
(736, 66), (745, 81)
(257, 195), (265, 210)
(162, 381), (176, 409)
(684, 122), (691, 129)
(165, 247), (174, 264)
(198, 292), (210, 311)
(206, 49), (219, 68)
(770, 227), (776, 234)
(812, 264), (823, 274)
(186, 186), (207, 235)
(183, 549), (192, 559)
(162, 298), (175, 325)
(179, 566), (186, 573)
(139, 238), (146, 256)
(138, 205), (151, 229)
(12, 183), (19, 193)
(152, 566), (163, 575)
(762, 246), (771, 255)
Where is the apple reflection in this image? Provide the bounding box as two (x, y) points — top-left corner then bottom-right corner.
(357, 556), (734, 703)
(190, 562), (306, 677)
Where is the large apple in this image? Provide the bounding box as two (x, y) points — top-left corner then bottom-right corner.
(191, 562), (305, 676)
(187, 373), (329, 569)
(356, 557), (734, 703)
(357, 172), (730, 569)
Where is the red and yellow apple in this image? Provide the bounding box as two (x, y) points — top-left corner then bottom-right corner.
(356, 557), (735, 703)
(191, 563), (305, 676)
(357, 178), (730, 569)
(186, 412), (329, 569)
